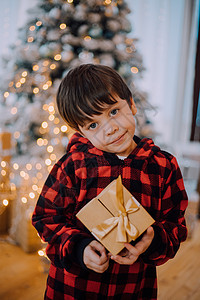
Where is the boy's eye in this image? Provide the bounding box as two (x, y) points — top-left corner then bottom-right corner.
(110, 109), (119, 116)
(89, 122), (98, 130)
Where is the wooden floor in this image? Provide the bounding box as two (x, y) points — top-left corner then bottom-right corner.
(0, 217), (200, 300)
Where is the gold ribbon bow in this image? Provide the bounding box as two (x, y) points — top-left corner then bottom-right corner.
(92, 176), (139, 243)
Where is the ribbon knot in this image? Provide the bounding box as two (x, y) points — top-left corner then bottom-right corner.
(91, 176), (139, 243)
(119, 211), (127, 217)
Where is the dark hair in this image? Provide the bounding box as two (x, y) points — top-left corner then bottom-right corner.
(56, 64), (132, 131)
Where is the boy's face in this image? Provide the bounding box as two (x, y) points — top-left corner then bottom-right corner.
(78, 96), (137, 157)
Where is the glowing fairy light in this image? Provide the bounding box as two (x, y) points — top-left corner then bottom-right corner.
(29, 192), (35, 199)
(47, 145), (53, 153)
(1, 161), (6, 168)
(43, 139), (48, 145)
(33, 64), (39, 71)
(43, 84), (49, 90)
(48, 105), (54, 113)
(50, 63), (56, 70)
(21, 197), (27, 204)
(50, 154), (56, 161)
(11, 107), (17, 115)
(36, 21), (42, 26)
(49, 114), (55, 121)
(54, 54), (61, 61)
(13, 163), (19, 170)
(38, 250), (45, 256)
(84, 36), (91, 41)
(14, 131), (20, 139)
(26, 163), (32, 170)
(60, 23), (66, 30)
(28, 37), (34, 43)
(16, 82), (21, 88)
(37, 138), (44, 146)
(22, 71), (27, 77)
(1, 170), (6, 176)
(20, 171), (26, 177)
(45, 159), (51, 166)
(4, 92), (9, 98)
(41, 122), (48, 129)
(61, 125), (68, 132)
(131, 67), (139, 74)
(54, 118), (60, 124)
(33, 87), (39, 94)
(20, 77), (26, 84)
(53, 127), (60, 134)
(29, 25), (36, 31)
(35, 163), (42, 170)
(3, 199), (9, 206)
(32, 184), (38, 191)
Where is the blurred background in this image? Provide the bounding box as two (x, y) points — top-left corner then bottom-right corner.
(0, 0), (200, 299)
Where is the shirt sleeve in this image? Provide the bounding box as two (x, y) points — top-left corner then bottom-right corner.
(141, 156), (188, 266)
(32, 160), (93, 271)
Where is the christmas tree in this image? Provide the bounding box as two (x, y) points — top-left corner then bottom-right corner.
(0, 0), (152, 245)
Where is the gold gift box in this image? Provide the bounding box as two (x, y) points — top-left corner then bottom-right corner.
(76, 176), (154, 255)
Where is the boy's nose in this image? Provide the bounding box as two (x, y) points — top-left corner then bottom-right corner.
(105, 120), (119, 135)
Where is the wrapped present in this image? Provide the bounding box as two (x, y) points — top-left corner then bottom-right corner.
(76, 175), (154, 255)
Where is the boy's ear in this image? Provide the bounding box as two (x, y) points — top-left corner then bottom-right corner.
(130, 98), (137, 115)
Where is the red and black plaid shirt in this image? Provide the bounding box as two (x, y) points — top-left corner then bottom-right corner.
(32, 133), (188, 300)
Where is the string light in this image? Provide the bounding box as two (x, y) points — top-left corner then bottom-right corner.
(16, 82), (21, 88)
(29, 192), (35, 199)
(11, 107), (18, 115)
(27, 37), (34, 43)
(41, 121), (48, 129)
(33, 87), (39, 94)
(131, 67), (139, 74)
(37, 138), (44, 146)
(14, 131), (20, 139)
(47, 146), (53, 153)
(54, 118), (60, 124)
(60, 23), (66, 30)
(53, 127), (60, 135)
(43, 60), (49, 67)
(1, 161), (6, 168)
(22, 71), (28, 77)
(54, 54), (61, 61)
(43, 84), (49, 90)
(50, 63), (56, 70)
(49, 114), (55, 121)
(35, 163), (42, 170)
(36, 21), (42, 26)
(84, 36), (91, 41)
(45, 159), (51, 166)
(32, 184), (38, 191)
(48, 105), (54, 113)
(1, 170), (6, 176)
(67, 0), (73, 3)
(13, 163), (19, 170)
(4, 92), (9, 98)
(3, 199), (9, 206)
(20, 77), (26, 84)
(33, 64), (39, 71)
(26, 163), (32, 170)
(29, 25), (36, 31)
(50, 154), (56, 161)
(61, 125), (68, 132)
(21, 197), (27, 204)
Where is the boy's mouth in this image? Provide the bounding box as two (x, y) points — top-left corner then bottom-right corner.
(109, 132), (127, 145)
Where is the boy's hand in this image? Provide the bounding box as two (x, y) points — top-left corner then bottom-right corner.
(83, 240), (110, 273)
(110, 226), (154, 265)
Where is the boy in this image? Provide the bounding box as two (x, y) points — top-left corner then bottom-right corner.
(32, 64), (188, 299)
